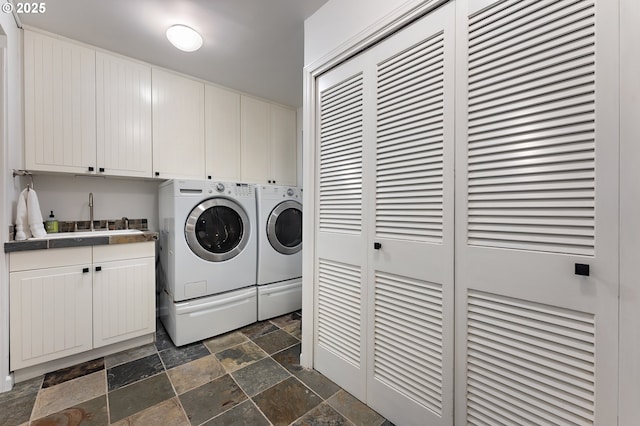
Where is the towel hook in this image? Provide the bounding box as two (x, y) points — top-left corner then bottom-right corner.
(12, 169), (34, 190)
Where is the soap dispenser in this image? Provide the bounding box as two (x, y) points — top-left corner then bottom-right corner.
(45, 210), (59, 233)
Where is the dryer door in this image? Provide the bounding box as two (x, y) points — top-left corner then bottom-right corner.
(185, 198), (250, 262)
(267, 200), (302, 255)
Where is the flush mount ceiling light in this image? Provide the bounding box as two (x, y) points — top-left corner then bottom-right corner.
(166, 24), (203, 52)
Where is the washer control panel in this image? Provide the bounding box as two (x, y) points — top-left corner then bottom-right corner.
(204, 182), (254, 197)
(233, 183), (254, 197)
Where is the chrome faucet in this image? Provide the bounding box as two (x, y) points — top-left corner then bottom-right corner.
(89, 192), (94, 231)
(122, 216), (129, 230)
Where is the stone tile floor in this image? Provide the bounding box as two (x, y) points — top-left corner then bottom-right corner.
(0, 311), (394, 425)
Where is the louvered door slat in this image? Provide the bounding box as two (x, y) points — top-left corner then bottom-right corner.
(319, 73), (363, 234)
(374, 271), (444, 414)
(469, 348), (594, 397)
(466, 3), (596, 259)
(467, 290), (595, 425)
(470, 8), (594, 74)
(474, 1), (593, 48)
(469, 140), (594, 166)
(376, 31), (445, 244)
(469, 73), (595, 114)
(317, 259), (362, 367)
(469, 53), (594, 103)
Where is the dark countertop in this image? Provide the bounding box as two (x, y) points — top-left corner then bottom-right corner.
(4, 231), (158, 253)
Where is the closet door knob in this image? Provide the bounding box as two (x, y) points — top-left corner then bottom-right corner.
(374, 242), (382, 250)
(575, 263), (589, 276)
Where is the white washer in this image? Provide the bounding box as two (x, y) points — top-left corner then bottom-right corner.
(255, 184), (302, 320)
(158, 179), (257, 346)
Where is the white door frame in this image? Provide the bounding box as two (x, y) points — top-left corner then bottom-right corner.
(0, 30), (11, 392)
(618, 0), (640, 423)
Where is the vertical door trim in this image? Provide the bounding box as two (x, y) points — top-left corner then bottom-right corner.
(619, 0), (640, 422)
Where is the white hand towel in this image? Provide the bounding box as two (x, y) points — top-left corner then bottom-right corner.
(14, 188), (30, 240)
(27, 188), (46, 238)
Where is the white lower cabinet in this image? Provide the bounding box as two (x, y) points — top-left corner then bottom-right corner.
(9, 243), (155, 370)
(92, 244), (155, 348)
(9, 261), (93, 370)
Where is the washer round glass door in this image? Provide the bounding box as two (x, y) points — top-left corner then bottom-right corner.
(267, 200), (302, 255)
(185, 198), (250, 262)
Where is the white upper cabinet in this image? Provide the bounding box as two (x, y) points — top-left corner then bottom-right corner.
(270, 104), (297, 186)
(24, 30), (97, 174)
(241, 96), (297, 186)
(241, 96), (271, 183)
(96, 52), (152, 177)
(152, 69), (205, 180)
(205, 85), (241, 181)
(22, 30), (298, 182)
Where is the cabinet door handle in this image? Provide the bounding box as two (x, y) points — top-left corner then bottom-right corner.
(374, 242), (382, 250)
(82, 267), (89, 273)
(88, 166), (94, 172)
(155, 171), (160, 177)
(95, 266), (102, 272)
(99, 167), (105, 173)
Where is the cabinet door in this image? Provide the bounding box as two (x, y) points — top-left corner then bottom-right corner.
(270, 105), (297, 185)
(241, 96), (270, 183)
(205, 85), (241, 181)
(152, 69), (205, 179)
(24, 30), (96, 174)
(93, 256), (155, 348)
(10, 265), (93, 370)
(96, 52), (152, 177)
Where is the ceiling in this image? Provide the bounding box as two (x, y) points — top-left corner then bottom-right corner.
(18, 0), (329, 108)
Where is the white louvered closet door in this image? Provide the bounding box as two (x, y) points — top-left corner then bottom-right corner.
(315, 55), (372, 400)
(314, 3), (455, 424)
(455, 1), (619, 425)
(366, 4), (455, 426)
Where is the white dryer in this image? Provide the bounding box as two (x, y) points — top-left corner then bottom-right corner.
(255, 184), (302, 320)
(158, 179), (257, 346)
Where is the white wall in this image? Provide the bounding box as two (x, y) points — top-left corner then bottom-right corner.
(32, 176), (160, 231)
(1, 10), (23, 392)
(304, 0), (419, 67)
